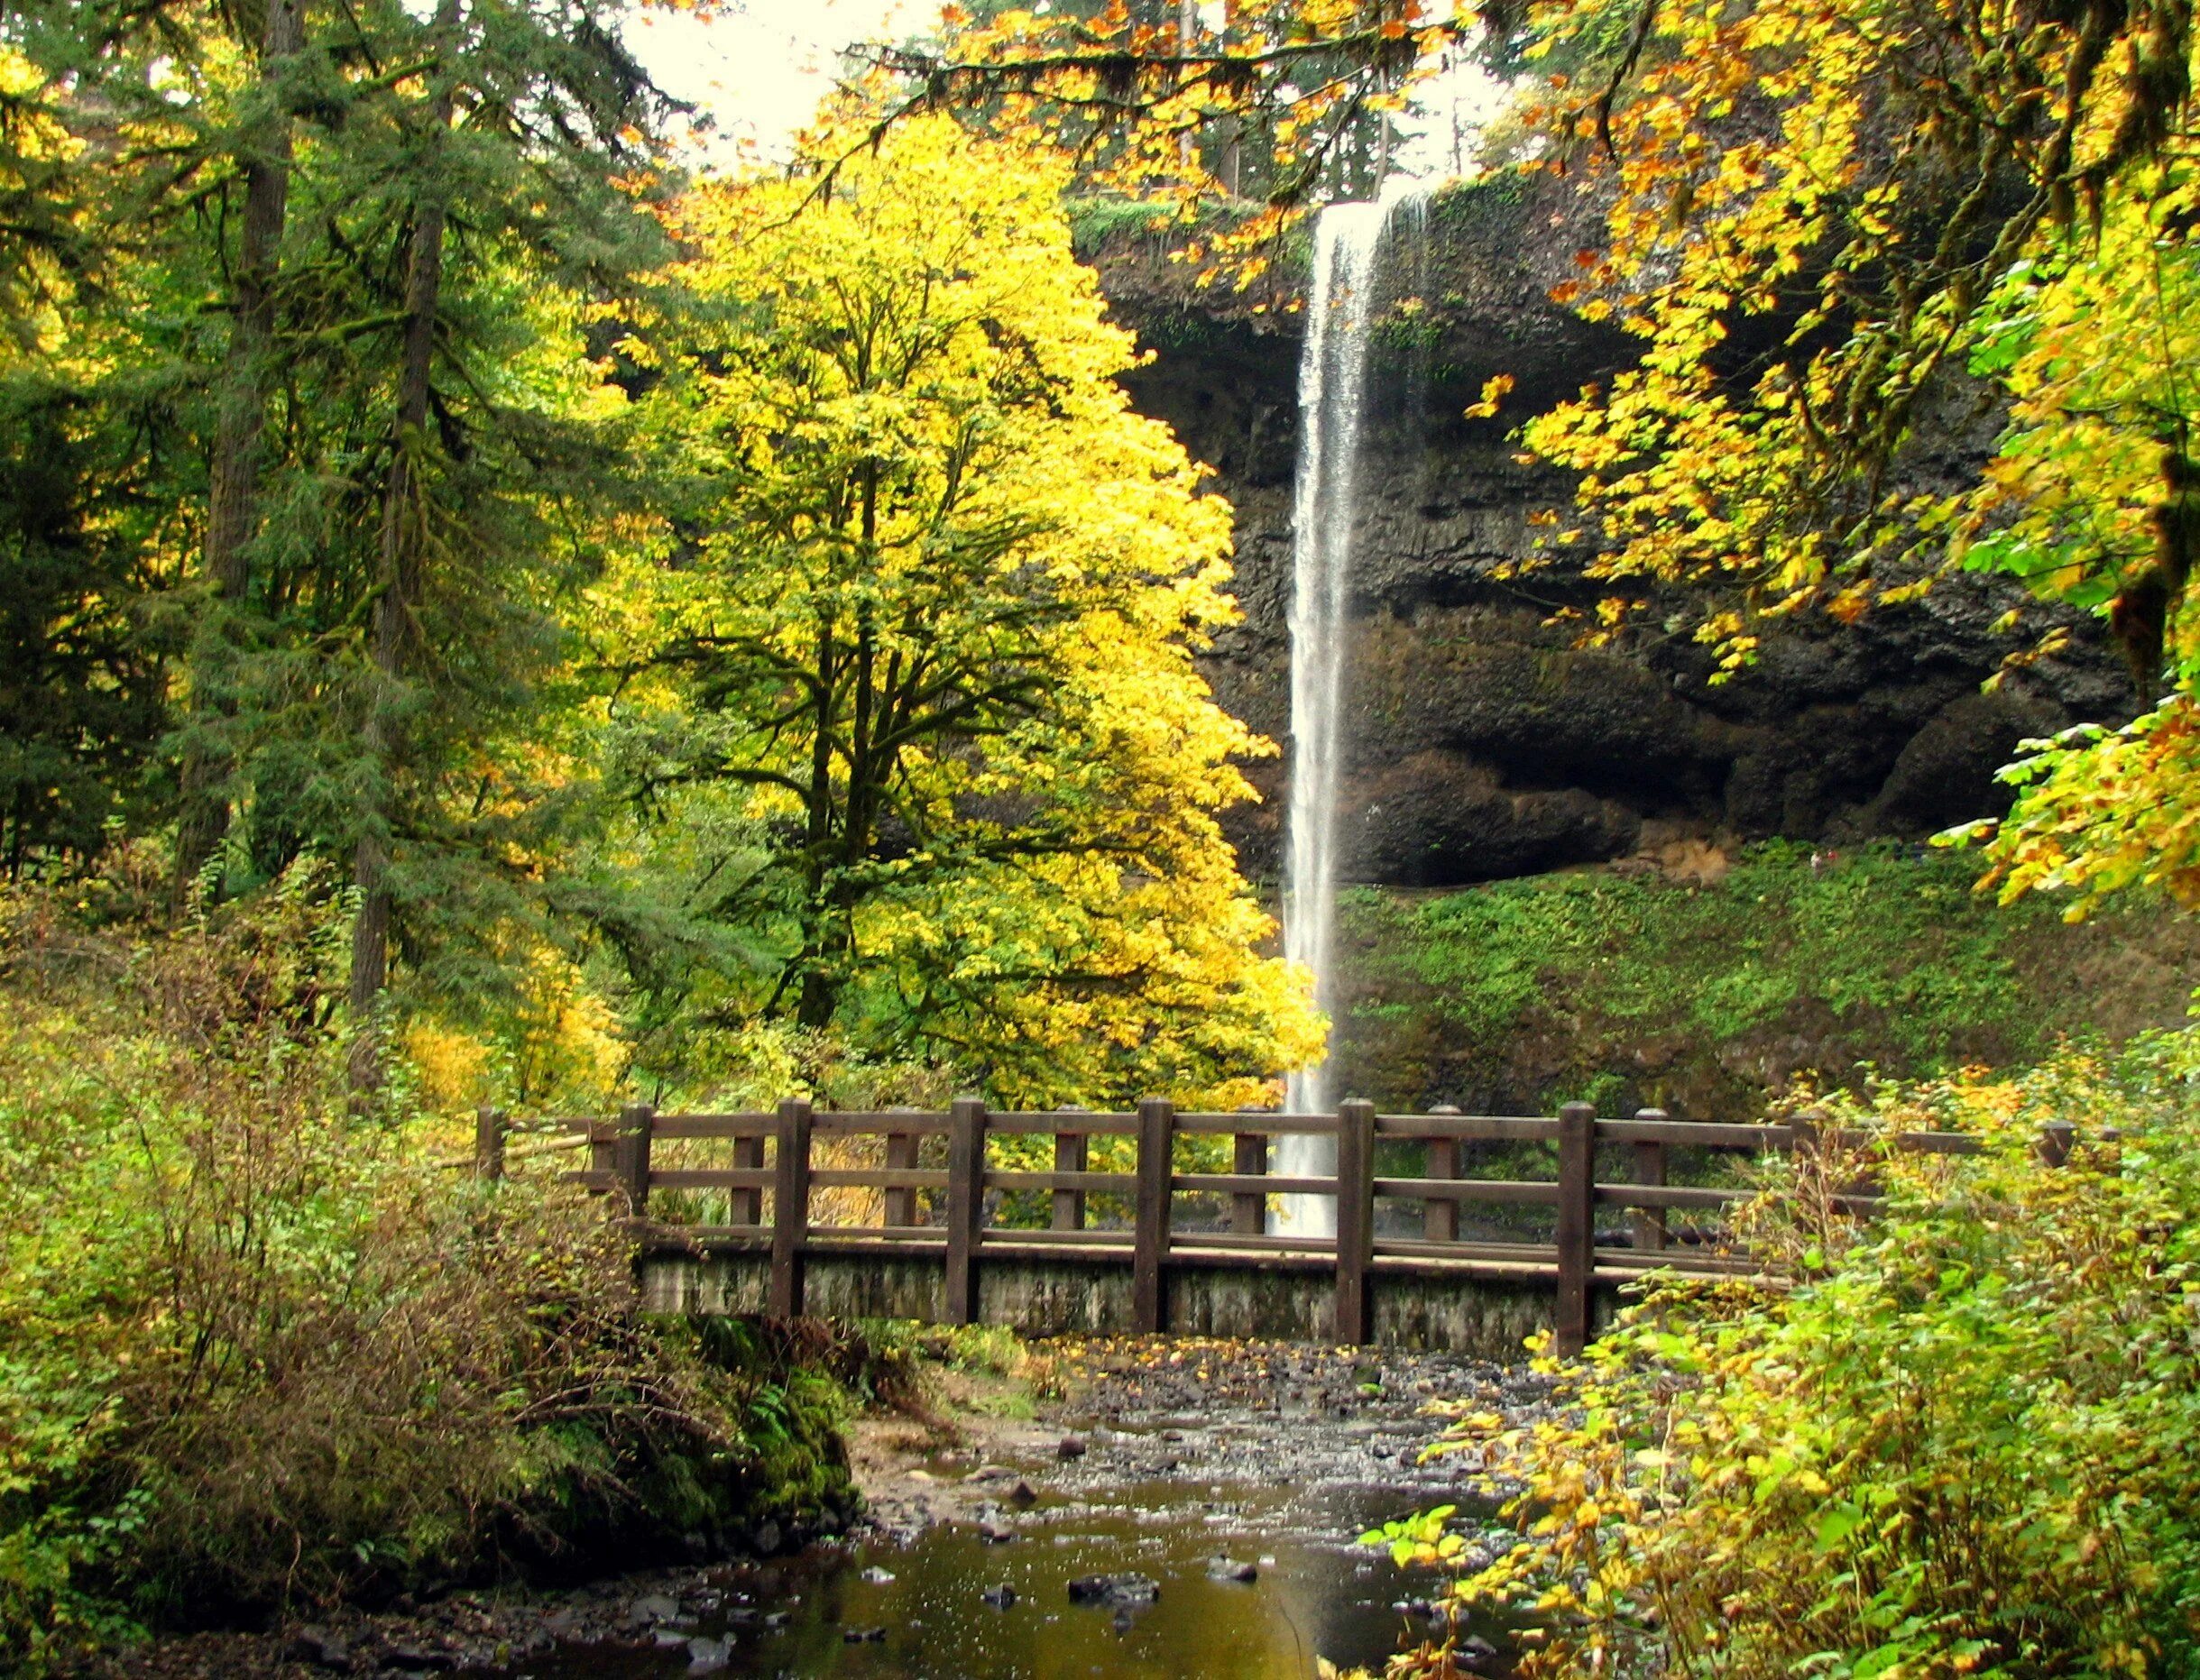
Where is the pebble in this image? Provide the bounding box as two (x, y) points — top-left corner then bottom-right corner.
(1068, 1573), (1162, 1608)
(980, 1584), (1017, 1610)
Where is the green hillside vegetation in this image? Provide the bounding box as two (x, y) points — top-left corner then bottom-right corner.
(1333, 842), (2200, 1118)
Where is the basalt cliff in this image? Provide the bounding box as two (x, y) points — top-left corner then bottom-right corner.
(1091, 175), (2138, 889)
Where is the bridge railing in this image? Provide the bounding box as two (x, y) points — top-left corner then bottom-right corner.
(473, 1099), (2048, 1352)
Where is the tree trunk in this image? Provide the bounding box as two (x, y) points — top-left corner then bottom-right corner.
(173, 0), (304, 907)
(349, 0), (463, 1079)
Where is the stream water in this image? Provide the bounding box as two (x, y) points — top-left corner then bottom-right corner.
(516, 1483), (1464, 1680)
(496, 1345), (1531, 1680)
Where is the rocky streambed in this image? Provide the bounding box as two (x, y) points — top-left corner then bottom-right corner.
(96, 1336), (1550, 1680)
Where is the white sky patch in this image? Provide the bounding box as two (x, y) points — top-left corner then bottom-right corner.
(627, 0), (937, 163)
(622, 1), (1510, 188)
(1391, 52), (1512, 182)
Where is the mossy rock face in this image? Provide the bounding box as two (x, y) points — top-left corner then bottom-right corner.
(1325, 841), (2200, 1119)
(495, 1317), (856, 1584)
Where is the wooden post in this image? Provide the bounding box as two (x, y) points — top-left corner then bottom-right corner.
(944, 1096), (987, 1325)
(884, 1112), (918, 1228)
(732, 1133), (764, 1226)
(1052, 1112), (1088, 1232)
(1554, 1101), (1597, 1355)
(612, 1102), (654, 1218)
(769, 1097), (812, 1317)
(1132, 1097), (1174, 1334)
(1632, 1108), (1668, 1253)
(1334, 1099), (1377, 1345)
(2036, 1119), (2077, 1168)
(1789, 1108), (1824, 1163)
(1423, 1104), (1459, 1242)
(1231, 1114), (1267, 1235)
(474, 1106), (505, 1181)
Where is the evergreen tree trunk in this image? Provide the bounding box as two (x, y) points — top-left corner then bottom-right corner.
(173, 0), (304, 908)
(349, 0), (462, 1080)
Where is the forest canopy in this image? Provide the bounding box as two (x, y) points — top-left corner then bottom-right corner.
(0, 0), (1320, 1115)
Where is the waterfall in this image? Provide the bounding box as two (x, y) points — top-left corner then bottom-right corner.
(1276, 186), (1425, 1238)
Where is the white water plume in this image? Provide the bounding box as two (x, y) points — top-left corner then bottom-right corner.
(1275, 186), (1425, 1239)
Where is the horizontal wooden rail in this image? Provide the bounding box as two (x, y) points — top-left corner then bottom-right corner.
(649, 1114), (776, 1140)
(1594, 1183), (1746, 1211)
(1173, 1171), (1334, 1197)
(1374, 1114), (1562, 1142)
(649, 1168), (775, 1192)
(986, 1112), (1141, 1134)
(1175, 1113), (1339, 1135)
(985, 1169), (1138, 1194)
(1375, 1176), (1561, 1205)
(479, 1095), (2053, 1352)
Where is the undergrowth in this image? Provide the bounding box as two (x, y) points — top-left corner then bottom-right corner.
(1378, 1033), (2200, 1678)
(0, 856), (852, 1671)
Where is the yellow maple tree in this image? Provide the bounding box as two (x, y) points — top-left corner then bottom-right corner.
(603, 116), (1321, 1107)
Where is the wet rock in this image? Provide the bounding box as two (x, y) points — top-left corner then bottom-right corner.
(860, 1565), (897, 1584)
(980, 1584), (1017, 1610)
(968, 1464), (1018, 1482)
(1068, 1574), (1162, 1608)
(842, 1625), (888, 1643)
(376, 1647), (454, 1673)
(1007, 1478), (1039, 1507)
(1206, 1556), (1259, 1583)
(1056, 1436), (1087, 1458)
(1459, 1633), (1502, 1671)
(977, 1519), (1017, 1543)
(283, 1627), (353, 1670)
(627, 1593), (680, 1627)
(760, 1611), (790, 1630)
(686, 1636), (730, 1675)
(749, 1519), (784, 1554)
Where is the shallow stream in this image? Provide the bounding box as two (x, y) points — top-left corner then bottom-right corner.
(505, 1345), (1532, 1680)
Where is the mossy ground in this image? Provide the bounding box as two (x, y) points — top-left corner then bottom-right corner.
(1330, 840), (2200, 1120)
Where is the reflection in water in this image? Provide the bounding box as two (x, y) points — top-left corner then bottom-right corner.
(514, 1480), (1479, 1680)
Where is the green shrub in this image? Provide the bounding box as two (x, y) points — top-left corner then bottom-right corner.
(1406, 1034), (2200, 1678)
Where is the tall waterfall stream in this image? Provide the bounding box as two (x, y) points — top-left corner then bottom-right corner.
(1278, 188), (1428, 1235)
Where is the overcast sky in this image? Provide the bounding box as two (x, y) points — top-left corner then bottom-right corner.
(627, 0), (926, 161)
(624, 0), (1505, 179)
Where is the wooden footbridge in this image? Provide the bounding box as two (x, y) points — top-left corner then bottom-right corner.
(474, 1099), (2009, 1354)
